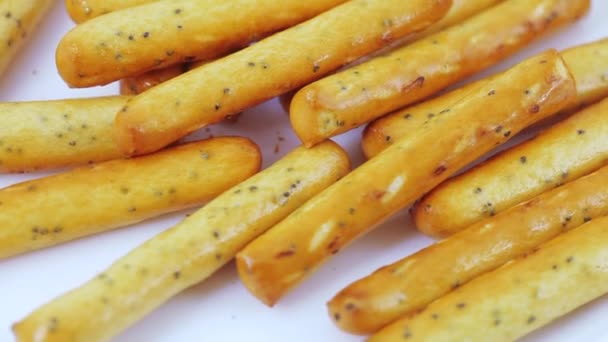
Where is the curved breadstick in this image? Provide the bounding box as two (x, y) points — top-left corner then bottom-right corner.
(235, 51), (576, 306)
(57, 0), (350, 87)
(113, 0), (452, 156)
(329, 165), (608, 334)
(0, 137), (260, 259)
(0, 96), (129, 172)
(0, 0), (53, 77)
(65, 0), (158, 23)
(369, 215), (608, 342)
(289, 0), (589, 147)
(415, 96), (608, 237)
(13, 141), (349, 342)
(361, 38), (608, 159)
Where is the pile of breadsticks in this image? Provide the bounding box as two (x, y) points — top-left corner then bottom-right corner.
(0, 0), (607, 341)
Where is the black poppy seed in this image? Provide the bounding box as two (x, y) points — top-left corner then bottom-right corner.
(349, 208), (356, 214)
(177, 25), (183, 30)
(524, 89), (531, 95)
(520, 156), (527, 164)
(385, 135), (392, 142)
(334, 313), (341, 321)
(584, 216), (592, 223)
(68, 141), (77, 146)
(427, 113), (435, 119)
(128, 207), (137, 212)
(488, 90), (496, 96)
(474, 187), (482, 194)
(456, 303), (466, 309)
(494, 319), (501, 326)
(504, 130), (512, 137)
(174, 8), (182, 14)
(143, 32), (150, 38)
(404, 113), (412, 119)
(440, 109), (451, 114)
(552, 264), (558, 270)
(313, 63), (320, 73)
(566, 256), (574, 263)
(4, 12), (11, 19)
(431, 313), (439, 320)
(115, 53), (123, 60)
(577, 129), (586, 135)
(223, 88), (231, 94)
(213, 231), (220, 238)
(173, 271), (181, 279)
(128, 35), (134, 40)
(527, 315), (536, 324)
(248, 62), (255, 67)
(214, 103), (221, 111)
(215, 253), (222, 261)
(345, 303), (356, 311)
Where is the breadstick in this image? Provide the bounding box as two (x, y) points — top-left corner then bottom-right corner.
(0, 0), (53, 77)
(113, 0), (452, 156)
(369, 215), (608, 342)
(0, 96), (129, 173)
(57, 0), (352, 87)
(235, 51), (576, 306)
(362, 37), (608, 159)
(65, 0), (158, 23)
(329, 166), (608, 334)
(13, 141), (349, 342)
(415, 96), (608, 237)
(0, 137), (260, 259)
(120, 60), (206, 95)
(289, 0), (589, 147)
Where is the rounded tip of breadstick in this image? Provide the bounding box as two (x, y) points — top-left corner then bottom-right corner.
(289, 88), (331, 148)
(361, 121), (391, 160)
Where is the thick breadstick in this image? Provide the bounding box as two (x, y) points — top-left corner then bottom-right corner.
(329, 166), (608, 334)
(113, 0), (452, 156)
(13, 141), (350, 342)
(235, 51), (576, 306)
(362, 38), (608, 159)
(0, 96), (129, 172)
(65, 0), (158, 23)
(0, 0), (52, 77)
(369, 215), (608, 342)
(415, 97), (608, 237)
(289, 0), (589, 147)
(0, 137), (260, 259)
(57, 0), (351, 87)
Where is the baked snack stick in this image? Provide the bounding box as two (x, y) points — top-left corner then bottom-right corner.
(0, 96), (129, 173)
(57, 0), (351, 87)
(362, 37), (608, 159)
(235, 50), (576, 306)
(65, 0), (158, 23)
(329, 165), (608, 334)
(289, 0), (589, 147)
(277, 0), (505, 115)
(369, 215), (608, 342)
(113, 0), (452, 156)
(13, 141), (349, 342)
(0, 137), (260, 259)
(415, 96), (608, 237)
(0, 0), (53, 77)
(120, 61), (206, 95)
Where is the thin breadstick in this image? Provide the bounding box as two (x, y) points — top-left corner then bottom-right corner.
(57, 0), (351, 87)
(0, 137), (260, 259)
(329, 166), (608, 334)
(415, 96), (608, 237)
(0, 0), (53, 77)
(13, 141), (349, 342)
(113, 0), (452, 156)
(235, 51), (576, 306)
(362, 38), (608, 159)
(289, 0), (589, 147)
(65, 0), (159, 23)
(369, 215), (608, 342)
(0, 96), (128, 173)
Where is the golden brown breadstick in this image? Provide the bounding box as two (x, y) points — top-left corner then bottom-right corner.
(362, 37), (608, 159)
(0, 0), (53, 77)
(235, 51), (576, 306)
(65, 0), (159, 23)
(329, 166), (608, 334)
(0, 137), (260, 259)
(57, 0), (351, 87)
(369, 215), (608, 342)
(113, 0), (452, 156)
(415, 97), (608, 237)
(0, 96), (129, 173)
(289, 0), (589, 147)
(13, 141), (349, 342)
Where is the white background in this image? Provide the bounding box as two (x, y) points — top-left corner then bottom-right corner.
(1, 1), (607, 341)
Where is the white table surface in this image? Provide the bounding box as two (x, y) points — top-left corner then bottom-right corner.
(1, 1), (607, 341)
